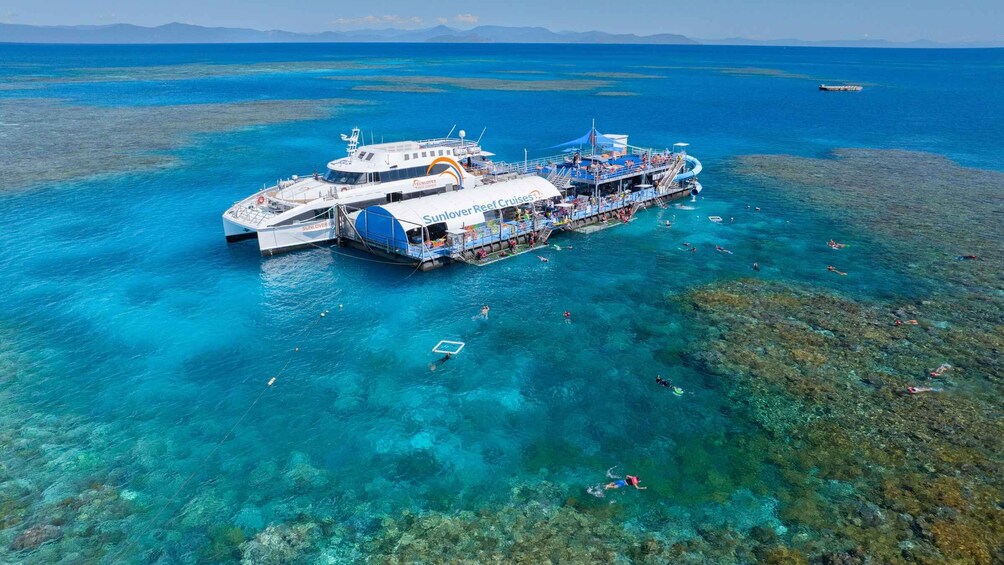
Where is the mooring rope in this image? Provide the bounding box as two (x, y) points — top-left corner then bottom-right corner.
(110, 310), (331, 561)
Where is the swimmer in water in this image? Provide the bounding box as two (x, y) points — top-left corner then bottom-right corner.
(828, 239), (847, 250)
(690, 247), (697, 253)
(753, 261), (760, 271)
(929, 363), (952, 378)
(955, 255), (978, 261)
(480, 305), (490, 319)
(665, 221), (672, 227)
(605, 475), (646, 490)
(429, 352), (453, 371)
(655, 376), (671, 388)
(907, 386), (941, 395)
(827, 265), (847, 276)
(715, 245), (733, 255)
(682, 242), (691, 247)
(537, 256), (549, 263)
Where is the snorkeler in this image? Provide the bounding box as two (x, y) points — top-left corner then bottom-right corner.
(715, 245), (733, 255)
(605, 475), (646, 490)
(682, 242), (691, 247)
(537, 256), (549, 263)
(907, 386), (942, 395)
(665, 221), (672, 227)
(429, 352), (453, 372)
(655, 376), (671, 388)
(827, 265), (847, 276)
(690, 247), (698, 253)
(929, 363), (952, 378)
(827, 239), (847, 249)
(955, 255), (978, 261)
(480, 305), (490, 319)
(753, 261), (760, 271)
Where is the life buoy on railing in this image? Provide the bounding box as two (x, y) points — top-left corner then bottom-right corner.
(340, 188), (347, 192)
(257, 195), (265, 205)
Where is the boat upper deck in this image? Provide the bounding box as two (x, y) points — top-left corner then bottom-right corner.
(490, 147), (701, 186)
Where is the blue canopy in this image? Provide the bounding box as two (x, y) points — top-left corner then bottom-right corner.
(549, 128), (621, 150)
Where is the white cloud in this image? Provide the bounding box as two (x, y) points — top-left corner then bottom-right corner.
(332, 15), (424, 29)
(436, 17), (449, 25)
(454, 14), (479, 25)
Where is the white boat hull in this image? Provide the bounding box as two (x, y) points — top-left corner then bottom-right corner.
(256, 219), (337, 256)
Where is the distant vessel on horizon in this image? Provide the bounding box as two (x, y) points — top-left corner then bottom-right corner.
(819, 84), (863, 91)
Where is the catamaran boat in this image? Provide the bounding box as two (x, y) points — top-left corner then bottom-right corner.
(222, 127), (495, 255)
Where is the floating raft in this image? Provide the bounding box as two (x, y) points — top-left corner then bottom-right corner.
(819, 84), (863, 92)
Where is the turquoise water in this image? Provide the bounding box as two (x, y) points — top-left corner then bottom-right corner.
(1, 44), (1002, 562)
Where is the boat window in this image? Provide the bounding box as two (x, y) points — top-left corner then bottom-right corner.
(370, 172), (380, 182)
(324, 170), (367, 184)
(365, 153), (375, 161)
(421, 151), (427, 158)
(426, 222), (448, 241)
(438, 150), (444, 156)
(413, 153), (418, 159)
(406, 228), (424, 244)
(404, 154), (409, 161)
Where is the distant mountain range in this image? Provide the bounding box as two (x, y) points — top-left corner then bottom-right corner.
(0, 22), (998, 48)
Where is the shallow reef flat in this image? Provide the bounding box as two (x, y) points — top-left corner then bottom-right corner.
(573, 71), (666, 79)
(734, 149), (1004, 294)
(0, 97), (367, 190)
(632, 64), (825, 81)
(325, 75), (612, 92)
(5, 60), (400, 86)
(675, 148), (1004, 564)
(350, 84), (446, 93)
(684, 280), (1003, 564)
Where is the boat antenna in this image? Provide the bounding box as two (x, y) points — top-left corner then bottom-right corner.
(475, 127), (487, 145)
(340, 127), (360, 162)
(445, 125), (457, 139)
(590, 118), (596, 155)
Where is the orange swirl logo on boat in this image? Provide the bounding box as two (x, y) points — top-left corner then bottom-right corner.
(427, 157), (465, 188)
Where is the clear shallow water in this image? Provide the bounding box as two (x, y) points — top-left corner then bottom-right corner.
(1, 43), (1002, 562)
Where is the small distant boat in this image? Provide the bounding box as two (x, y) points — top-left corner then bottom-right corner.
(819, 84), (863, 92)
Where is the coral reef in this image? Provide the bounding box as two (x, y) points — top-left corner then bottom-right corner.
(239, 522), (321, 565)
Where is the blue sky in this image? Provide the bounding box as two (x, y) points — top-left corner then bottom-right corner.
(1, 0), (1000, 42)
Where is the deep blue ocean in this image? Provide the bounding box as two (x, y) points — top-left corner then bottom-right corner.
(0, 43), (1002, 563)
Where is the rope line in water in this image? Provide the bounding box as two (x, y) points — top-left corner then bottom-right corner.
(110, 311), (329, 561)
(115, 235), (426, 557)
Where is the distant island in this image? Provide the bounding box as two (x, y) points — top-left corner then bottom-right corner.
(0, 22), (998, 48)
